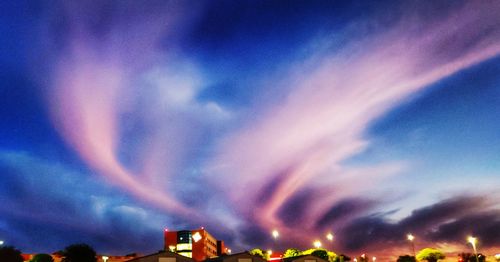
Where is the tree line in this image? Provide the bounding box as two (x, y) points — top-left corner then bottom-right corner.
(0, 243), (97, 262)
(1, 244), (494, 262)
(249, 247), (493, 262)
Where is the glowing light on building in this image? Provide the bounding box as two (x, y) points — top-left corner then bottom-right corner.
(177, 243), (192, 251)
(192, 232), (202, 242)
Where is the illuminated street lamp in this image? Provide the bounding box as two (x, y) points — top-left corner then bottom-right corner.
(272, 230), (279, 240)
(326, 233), (334, 241)
(326, 233), (334, 250)
(407, 234), (416, 257)
(0, 240), (4, 245)
(102, 256), (109, 262)
(372, 257), (376, 262)
(313, 240), (322, 249)
(468, 236), (479, 262)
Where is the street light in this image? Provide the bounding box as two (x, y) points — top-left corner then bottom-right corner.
(407, 234), (416, 257)
(313, 240), (322, 249)
(372, 257), (376, 262)
(468, 236), (479, 262)
(326, 233), (334, 241)
(326, 233), (334, 250)
(102, 256), (109, 262)
(0, 240), (4, 245)
(272, 230), (279, 240)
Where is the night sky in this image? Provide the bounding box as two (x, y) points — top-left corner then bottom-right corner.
(1, 0), (500, 258)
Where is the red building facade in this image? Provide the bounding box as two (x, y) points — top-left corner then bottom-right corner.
(164, 228), (228, 261)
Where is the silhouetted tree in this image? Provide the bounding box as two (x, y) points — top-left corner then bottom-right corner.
(311, 250), (329, 260)
(335, 254), (351, 262)
(459, 253), (486, 262)
(61, 244), (96, 262)
(416, 248), (445, 262)
(249, 249), (268, 260)
(356, 254), (368, 262)
(475, 254), (486, 262)
(397, 255), (416, 262)
(31, 253), (54, 262)
(0, 246), (24, 262)
(302, 248), (337, 262)
(284, 248), (302, 258)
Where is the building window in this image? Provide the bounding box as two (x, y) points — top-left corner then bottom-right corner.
(178, 252), (192, 258)
(176, 243), (192, 252)
(178, 231), (192, 244)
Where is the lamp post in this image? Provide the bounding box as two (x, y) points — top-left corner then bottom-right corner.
(326, 233), (334, 250)
(407, 234), (416, 258)
(271, 230), (279, 256)
(0, 240), (4, 246)
(272, 230), (279, 240)
(102, 256), (109, 262)
(468, 236), (479, 262)
(313, 240), (322, 249)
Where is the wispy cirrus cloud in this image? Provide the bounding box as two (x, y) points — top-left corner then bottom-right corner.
(30, 0), (500, 254)
(209, 0), (500, 246)
(43, 1), (229, 221)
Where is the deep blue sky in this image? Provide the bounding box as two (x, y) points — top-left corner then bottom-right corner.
(0, 0), (499, 258)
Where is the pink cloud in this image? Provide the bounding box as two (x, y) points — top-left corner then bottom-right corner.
(46, 2), (204, 220)
(43, 1), (500, 250)
(209, 1), (500, 235)
(50, 43), (196, 217)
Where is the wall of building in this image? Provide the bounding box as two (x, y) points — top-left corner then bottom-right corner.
(206, 252), (266, 262)
(164, 228), (226, 261)
(128, 251), (194, 262)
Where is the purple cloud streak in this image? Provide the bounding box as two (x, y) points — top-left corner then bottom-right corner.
(209, 0), (500, 244)
(37, 0), (500, 253)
